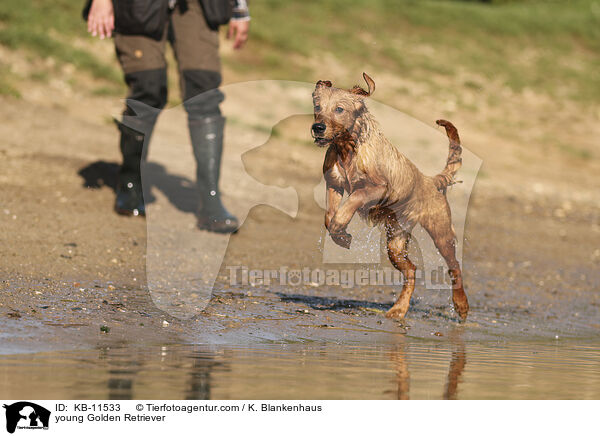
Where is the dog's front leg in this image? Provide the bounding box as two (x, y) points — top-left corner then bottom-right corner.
(329, 185), (386, 249)
(325, 184), (343, 230)
(324, 184), (352, 249)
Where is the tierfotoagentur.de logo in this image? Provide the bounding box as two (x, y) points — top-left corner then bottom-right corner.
(2, 402), (50, 434)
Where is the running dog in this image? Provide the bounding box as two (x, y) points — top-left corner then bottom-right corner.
(311, 73), (469, 320)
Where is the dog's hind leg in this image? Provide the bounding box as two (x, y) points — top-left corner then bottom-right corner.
(438, 236), (469, 321)
(423, 215), (469, 321)
(385, 225), (417, 319)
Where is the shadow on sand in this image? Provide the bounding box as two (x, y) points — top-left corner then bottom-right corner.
(78, 160), (199, 213)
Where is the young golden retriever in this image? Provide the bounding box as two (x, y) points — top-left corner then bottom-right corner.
(311, 73), (469, 320)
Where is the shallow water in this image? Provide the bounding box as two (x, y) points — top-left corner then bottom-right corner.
(1, 341), (599, 400)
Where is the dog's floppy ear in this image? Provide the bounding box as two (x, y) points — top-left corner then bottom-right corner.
(349, 86), (369, 96)
(315, 80), (332, 89)
(349, 73), (375, 97)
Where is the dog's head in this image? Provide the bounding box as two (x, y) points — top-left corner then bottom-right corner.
(311, 72), (375, 147)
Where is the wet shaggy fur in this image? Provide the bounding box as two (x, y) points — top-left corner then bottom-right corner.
(311, 73), (469, 320)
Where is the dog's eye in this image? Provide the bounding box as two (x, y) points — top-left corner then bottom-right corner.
(335, 107), (344, 114)
(314, 105), (321, 112)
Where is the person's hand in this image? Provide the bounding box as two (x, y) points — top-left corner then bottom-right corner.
(87, 0), (114, 39)
(227, 20), (250, 50)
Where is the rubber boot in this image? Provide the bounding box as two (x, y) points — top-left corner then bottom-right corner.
(114, 120), (147, 216)
(189, 115), (239, 233)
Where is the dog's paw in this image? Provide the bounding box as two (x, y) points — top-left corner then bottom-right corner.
(452, 295), (469, 322)
(331, 231), (352, 249)
(454, 304), (469, 322)
(327, 218), (346, 235)
(385, 304), (408, 319)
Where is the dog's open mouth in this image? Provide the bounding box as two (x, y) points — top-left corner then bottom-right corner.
(313, 137), (330, 147)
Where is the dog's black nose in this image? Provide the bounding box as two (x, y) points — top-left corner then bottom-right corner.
(312, 122), (326, 135)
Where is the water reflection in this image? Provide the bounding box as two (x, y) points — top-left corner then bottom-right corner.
(1, 340), (599, 399)
(184, 351), (218, 400)
(100, 347), (139, 400)
(392, 331), (467, 400)
(443, 343), (467, 400)
(98, 346), (222, 400)
(391, 342), (410, 400)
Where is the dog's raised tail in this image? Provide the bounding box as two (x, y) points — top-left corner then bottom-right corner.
(433, 119), (462, 193)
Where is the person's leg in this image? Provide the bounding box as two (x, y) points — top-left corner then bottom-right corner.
(113, 32), (168, 216)
(170, 0), (238, 233)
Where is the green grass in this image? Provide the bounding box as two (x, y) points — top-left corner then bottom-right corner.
(91, 84), (125, 96)
(0, 59), (20, 97)
(229, 0), (600, 104)
(553, 140), (593, 161)
(526, 130), (594, 161)
(0, 0), (121, 85)
(1, 0), (599, 108)
(0, 72), (20, 98)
